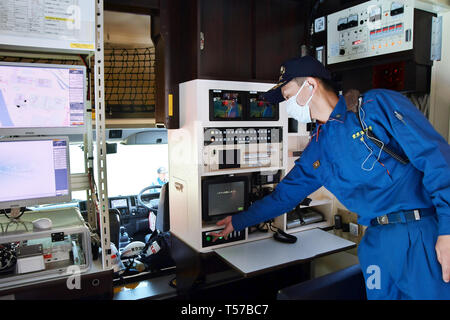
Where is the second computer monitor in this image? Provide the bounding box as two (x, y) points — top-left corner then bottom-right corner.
(0, 136), (71, 210)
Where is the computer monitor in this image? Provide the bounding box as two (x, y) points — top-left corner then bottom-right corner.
(0, 136), (71, 210)
(0, 62), (86, 136)
(202, 176), (249, 222)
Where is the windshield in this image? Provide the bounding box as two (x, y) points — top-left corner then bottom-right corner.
(70, 143), (169, 201)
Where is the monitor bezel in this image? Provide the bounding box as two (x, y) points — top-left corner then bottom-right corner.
(209, 89), (246, 121)
(201, 175), (249, 222)
(247, 91), (280, 121)
(0, 136), (72, 210)
(0, 61), (87, 136)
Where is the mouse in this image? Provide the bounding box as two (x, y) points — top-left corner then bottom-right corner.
(32, 218), (53, 230)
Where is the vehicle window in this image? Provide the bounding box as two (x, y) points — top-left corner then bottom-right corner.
(69, 143), (169, 201)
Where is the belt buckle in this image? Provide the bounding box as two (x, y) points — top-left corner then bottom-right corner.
(377, 215), (389, 225)
(413, 209), (421, 221)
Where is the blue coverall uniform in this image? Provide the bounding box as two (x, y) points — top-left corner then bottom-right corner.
(231, 89), (450, 299)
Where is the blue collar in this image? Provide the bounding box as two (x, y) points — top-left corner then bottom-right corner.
(327, 95), (347, 123)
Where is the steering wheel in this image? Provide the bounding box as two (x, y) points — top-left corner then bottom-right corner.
(137, 185), (162, 211)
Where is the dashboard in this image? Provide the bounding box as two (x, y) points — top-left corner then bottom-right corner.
(79, 192), (160, 237)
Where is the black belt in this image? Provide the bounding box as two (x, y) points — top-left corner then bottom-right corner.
(370, 208), (435, 226)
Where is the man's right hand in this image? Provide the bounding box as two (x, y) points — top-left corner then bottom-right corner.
(210, 216), (234, 242)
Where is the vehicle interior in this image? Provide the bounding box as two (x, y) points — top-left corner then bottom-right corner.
(0, 0), (449, 304)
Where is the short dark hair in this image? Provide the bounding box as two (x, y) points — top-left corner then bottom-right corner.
(294, 77), (338, 95)
(318, 77), (338, 95)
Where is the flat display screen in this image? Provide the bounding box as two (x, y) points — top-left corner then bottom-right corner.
(0, 137), (71, 209)
(111, 198), (128, 208)
(249, 92), (276, 119)
(0, 62), (85, 134)
(211, 90), (243, 120)
(207, 181), (246, 217)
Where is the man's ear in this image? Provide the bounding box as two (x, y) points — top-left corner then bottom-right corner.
(306, 77), (318, 93)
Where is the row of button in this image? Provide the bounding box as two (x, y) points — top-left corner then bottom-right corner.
(205, 231), (242, 242)
(209, 129), (271, 135)
(210, 136), (272, 143)
(371, 40), (402, 50)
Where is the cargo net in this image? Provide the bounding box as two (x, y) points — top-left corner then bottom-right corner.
(102, 47), (156, 118)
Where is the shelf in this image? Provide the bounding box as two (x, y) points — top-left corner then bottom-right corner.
(285, 221), (332, 234)
(201, 222), (224, 231)
(247, 230), (274, 242)
(299, 199), (333, 208)
(288, 132), (305, 137)
(201, 166), (284, 177)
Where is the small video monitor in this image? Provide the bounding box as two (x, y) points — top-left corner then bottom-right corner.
(202, 176), (249, 222)
(248, 92), (279, 121)
(209, 90), (244, 121)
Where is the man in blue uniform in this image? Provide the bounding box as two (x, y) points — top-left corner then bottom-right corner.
(149, 167), (168, 193)
(212, 56), (450, 299)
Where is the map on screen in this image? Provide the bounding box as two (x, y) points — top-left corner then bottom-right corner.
(0, 64), (85, 130)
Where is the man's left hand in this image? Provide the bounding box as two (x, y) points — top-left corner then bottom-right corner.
(436, 235), (450, 283)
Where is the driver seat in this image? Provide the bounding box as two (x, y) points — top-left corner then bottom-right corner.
(145, 183), (170, 242)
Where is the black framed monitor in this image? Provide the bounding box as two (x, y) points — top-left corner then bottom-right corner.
(202, 175), (249, 222)
(247, 91), (279, 121)
(0, 136), (71, 210)
(209, 90), (245, 121)
(0, 62), (86, 136)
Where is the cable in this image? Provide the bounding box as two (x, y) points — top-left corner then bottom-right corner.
(356, 97), (409, 165)
(358, 105), (385, 171)
(1, 208), (26, 220)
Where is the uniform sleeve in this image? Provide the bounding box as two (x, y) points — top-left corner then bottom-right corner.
(371, 90), (450, 235)
(231, 146), (322, 232)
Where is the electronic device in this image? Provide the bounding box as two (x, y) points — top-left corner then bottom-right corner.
(0, 136), (71, 210)
(209, 90), (279, 121)
(32, 218), (53, 231)
(334, 214), (343, 229)
(169, 80), (288, 253)
(286, 208), (324, 230)
(202, 228), (245, 248)
(327, 0), (415, 65)
(253, 170), (281, 186)
(0, 207), (92, 289)
(0, 62), (86, 136)
(203, 127), (283, 173)
(202, 175), (249, 222)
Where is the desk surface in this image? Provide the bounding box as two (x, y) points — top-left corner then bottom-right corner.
(214, 228), (356, 276)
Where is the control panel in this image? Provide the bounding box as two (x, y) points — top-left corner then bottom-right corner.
(327, 0), (414, 65)
(202, 127), (283, 173)
(202, 229), (245, 248)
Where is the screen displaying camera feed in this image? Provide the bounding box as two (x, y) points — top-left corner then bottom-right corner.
(208, 181), (245, 217)
(249, 92), (277, 119)
(212, 91), (243, 120)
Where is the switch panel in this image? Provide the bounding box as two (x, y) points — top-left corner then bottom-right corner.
(327, 0), (414, 65)
(202, 228), (245, 248)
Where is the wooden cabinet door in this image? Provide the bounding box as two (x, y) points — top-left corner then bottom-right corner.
(254, 0), (308, 81)
(198, 0), (253, 80)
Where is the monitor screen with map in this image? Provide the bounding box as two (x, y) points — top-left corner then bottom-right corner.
(0, 62), (86, 135)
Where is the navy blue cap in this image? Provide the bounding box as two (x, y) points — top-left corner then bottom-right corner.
(263, 55), (332, 104)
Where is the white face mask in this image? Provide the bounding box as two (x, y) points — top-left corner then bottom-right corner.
(285, 81), (314, 123)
